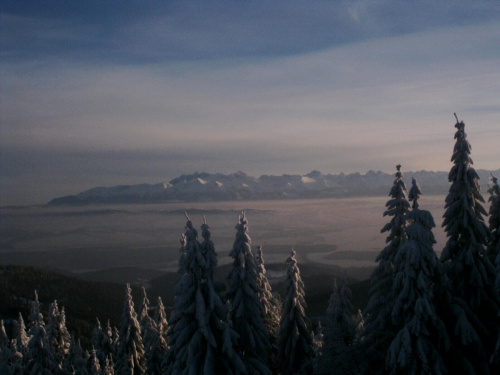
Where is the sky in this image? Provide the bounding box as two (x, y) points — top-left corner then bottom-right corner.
(1, 0), (499, 206)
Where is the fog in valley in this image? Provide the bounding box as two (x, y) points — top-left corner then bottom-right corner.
(0, 196), (449, 279)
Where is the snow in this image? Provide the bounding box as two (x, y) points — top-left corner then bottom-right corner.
(301, 176), (316, 184)
(197, 178), (208, 185)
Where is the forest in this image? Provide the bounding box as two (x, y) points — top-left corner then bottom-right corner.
(1, 117), (499, 375)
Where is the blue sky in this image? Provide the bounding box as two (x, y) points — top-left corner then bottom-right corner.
(1, 1), (499, 205)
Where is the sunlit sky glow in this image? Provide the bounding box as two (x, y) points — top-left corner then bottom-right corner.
(1, 1), (499, 205)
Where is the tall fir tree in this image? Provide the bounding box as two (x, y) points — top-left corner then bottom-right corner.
(255, 245), (281, 340)
(488, 175), (500, 367)
(144, 298), (168, 375)
(318, 277), (356, 375)
(0, 320), (8, 350)
(46, 301), (71, 364)
(103, 354), (115, 375)
(13, 313), (28, 355)
(387, 178), (450, 374)
(227, 212), (272, 375)
(277, 249), (314, 375)
(440, 115), (500, 374)
(487, 174), (500, 293)
(153, 297), (169, 346)
(0, 339), (24, 375)
(138, 287), (152, 335)
(89, 347), (101, 375)
(164, 215), (245, 374)
(115, 284), (145, 375)
(24, 291), (59, 375)
(361, 164), (411, 374)
(255, 245), (281, 374)
(63, 337), (89, 375)
(92, 318), (115, 368)
(137, 286), (160, 374)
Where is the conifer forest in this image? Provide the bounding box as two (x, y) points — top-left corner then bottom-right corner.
(1, 116), (499, 375)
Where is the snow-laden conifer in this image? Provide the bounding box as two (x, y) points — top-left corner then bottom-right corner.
(440, 115), (500, 373)
(0, 320), (8, 350)
(488, 174), (500, 366)
(138, 287), (152, 334)
(89, 347), (101, 375)
(46, 301), (71, 364)
(0, 339), (22, 375)
(153, 297), (168, 345)
(277, 249), (314, 375)
(145, 297), (168, 375)
(92, 319), (115, 368)
(318, 277), (356, 375)
(103, 355), (115, 375)
(0, 339), (23, 375)
(63, 337), (89, 375)
(227, 212), (271, 375)
(13, 313), (28, 355)
(487, 174), (500, 293)
(255, 245), (282, 374)
(164, 215), (245, 374)
(361, 164), (410, 374)
(115, 283), (145, 375)
(137, 286), (160, 373)
(387, 178), (450, 374)
(24, 291), (59, 375)
(355, 309), (364, 343)
(255, 245), (281, 342)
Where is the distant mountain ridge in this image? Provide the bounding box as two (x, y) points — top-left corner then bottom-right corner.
(48, 169), (500, 205)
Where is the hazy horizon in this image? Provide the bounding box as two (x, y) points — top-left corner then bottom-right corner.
(1, 1), (499, 206)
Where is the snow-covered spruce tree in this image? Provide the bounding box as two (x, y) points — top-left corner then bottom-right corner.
(255, 245), (281, 340)
(487, 174), (500, 293)
(227, 212), (271, 375)
(440, 115), (500, 374)
(115, 283), (145, 375)
(137, 286), (161, 374)
(277, 249), (314, 375)
(103, 355), (115, 375)
(360, 164), (410, 374)
(488, 174), (500, 367)
(0, 320), (7, 350)
(24, 291), (59, 374)
(255, 245), (281, 374)
(146, 297), (168, 375)
(63, 337), (89, 375)
(13, 313), (28, 355)
(46, 301), (71, 364)
(153, 297), (168, 346)
(386, 178), (450, 374)
(0, 339), (23, 375)
(164, 215), (245, 374)
(92, 318), (115, 368)
(318, 277), (356, 375)
(140, 296), (165, 375)
(355, 309), (364, 343)
(138, 287), (152, 335)
(89, 347), (101, 375)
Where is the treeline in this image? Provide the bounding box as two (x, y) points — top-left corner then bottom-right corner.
(1, 115), (500, 374)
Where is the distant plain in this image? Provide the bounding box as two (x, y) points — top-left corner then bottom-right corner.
(0, 196), (451, 279)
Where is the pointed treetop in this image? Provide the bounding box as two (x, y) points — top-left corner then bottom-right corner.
(408, 177), (422, 209)
(201, 216), (211, 241)
(395, 164), (403, 179)
(491, 173), (498, 186)
(454, 113), (465, 132)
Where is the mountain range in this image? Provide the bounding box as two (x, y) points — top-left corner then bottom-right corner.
(48, 169), (500, 205)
